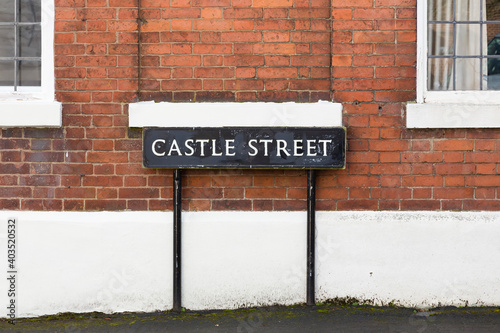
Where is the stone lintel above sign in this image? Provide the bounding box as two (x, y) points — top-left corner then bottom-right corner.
(143, 127), (346, 169)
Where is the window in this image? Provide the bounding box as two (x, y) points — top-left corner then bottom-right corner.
(0, 0), (61, 127)
(407, 0), (500, 128)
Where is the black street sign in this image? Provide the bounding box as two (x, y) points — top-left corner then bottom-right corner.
(143, 127), (346, 169)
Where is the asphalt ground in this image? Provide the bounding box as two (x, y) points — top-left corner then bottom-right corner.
(1, 304), (500, 332)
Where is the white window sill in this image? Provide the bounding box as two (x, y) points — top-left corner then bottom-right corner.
(0, 101), (62, 127)
(407, 103), (500, 128)
(128, 101), (343, 128)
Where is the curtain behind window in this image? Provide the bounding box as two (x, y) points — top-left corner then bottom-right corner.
(428, 0), (488, 91)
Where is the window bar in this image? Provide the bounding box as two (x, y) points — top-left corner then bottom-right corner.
(452, 0), (456, 91)
(479, 0), (484, 90)
(14, 0), (19, 91)
(427, 0), (429, 90)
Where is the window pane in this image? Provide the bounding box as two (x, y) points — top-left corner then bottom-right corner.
(0, 61), (15, 86)
(455, 58), (483, 90)
(428, 58), (454, 90)
(486, 0), (500, 22)
(487, 23), (500, 47)
(456, 24), (481, 56)
(20, 0), (41, 23)
(429, 24), (454, 56)
(18, 60), (41, 86)
(0, 26), (15, 57)
(0, 0), (15, 22)
(429, 0), (453, 21)
(487, 23), (500, 90)
(19, 25), (41, 57)
(456, 0), (482, 21)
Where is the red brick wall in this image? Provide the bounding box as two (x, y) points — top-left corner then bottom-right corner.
(1, 0), (499, 212)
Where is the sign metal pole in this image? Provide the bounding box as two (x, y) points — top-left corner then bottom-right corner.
(306, 169), (316, 306)
(173, 169), (182, 312)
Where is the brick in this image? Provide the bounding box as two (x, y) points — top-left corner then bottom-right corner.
(22, 200), (63, 211)
(434, 164), (475, 175)
(464, 200), (500, 210)
(245, 188), (286, 199)
(289, 8), (330, 18)
(162, 56), (201, 66)
(212, 200), (252, 210)
(274, 200), (306, 211)
(76, 8), (116, 20)
(212, 176), (253, 187)
(253, 0), (292, 6)
(332, 0), (372, 7)
(55, 188), (95, 199)
(0, 199), (20, 209)
(192, 0), (231, 6)
(129, 200), (151, 210)
(337, 200), (378, 210)
(257, 67), (297, 79)
(20, 176), (59, 187)
(119, 188), (159, 198)
(370, 164), (411, 175)
(254, 43), (296, 55)
(402, 152), (442, 163)
(223, 188), (244, 198)
(184, 188), (223, 199)
(194, 19), (233, 31)
(142, 20), (171, 31)
(224, 8), (262, 18)
(467, 176), (500, 187)
(475, 188), (495, 199)
(196, 91), (235, 101)
(400, 200), (440, 210)
(338, 175), (379, 187)
(193, 44), (233, 54)
(353, 31), (395, 43)
(402, 176), (443, 187)
(86, 200), (127, 211)
(224, 55), (265, 66)
(161, 32), (200, 42)
(87, 152), (128, 163)
(434, 188), (474, 200)
(444, 176), (465, 187)
(371, 188), (411, 199)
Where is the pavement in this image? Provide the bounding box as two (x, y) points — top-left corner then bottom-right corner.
(1, 303), (500, 332)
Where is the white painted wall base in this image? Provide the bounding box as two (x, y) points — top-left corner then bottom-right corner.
(0, 212), (172, 318)
(182, 212), (306, 310)
(316, 211), (500, 308)
(0, 211), (499, 318)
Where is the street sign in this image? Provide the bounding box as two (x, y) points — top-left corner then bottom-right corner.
(143, 127), (346, 169)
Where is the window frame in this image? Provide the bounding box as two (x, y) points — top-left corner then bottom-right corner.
(0, 0), (61, 127)
(407, 0), (500, 128)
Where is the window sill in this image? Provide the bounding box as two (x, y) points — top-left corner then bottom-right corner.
(0, 100), (62, 127)
(128, 101), (343, 128)
(407, 103), (500, 128)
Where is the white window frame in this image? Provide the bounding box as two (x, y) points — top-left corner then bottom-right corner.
(407, 0), (500, 128)
(0, 0), (61, 127)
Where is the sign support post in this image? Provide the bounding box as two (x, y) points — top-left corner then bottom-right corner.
(143, 127), (345, 311)
(306, 169), (316, 306)
(173, 169), (182, 312)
